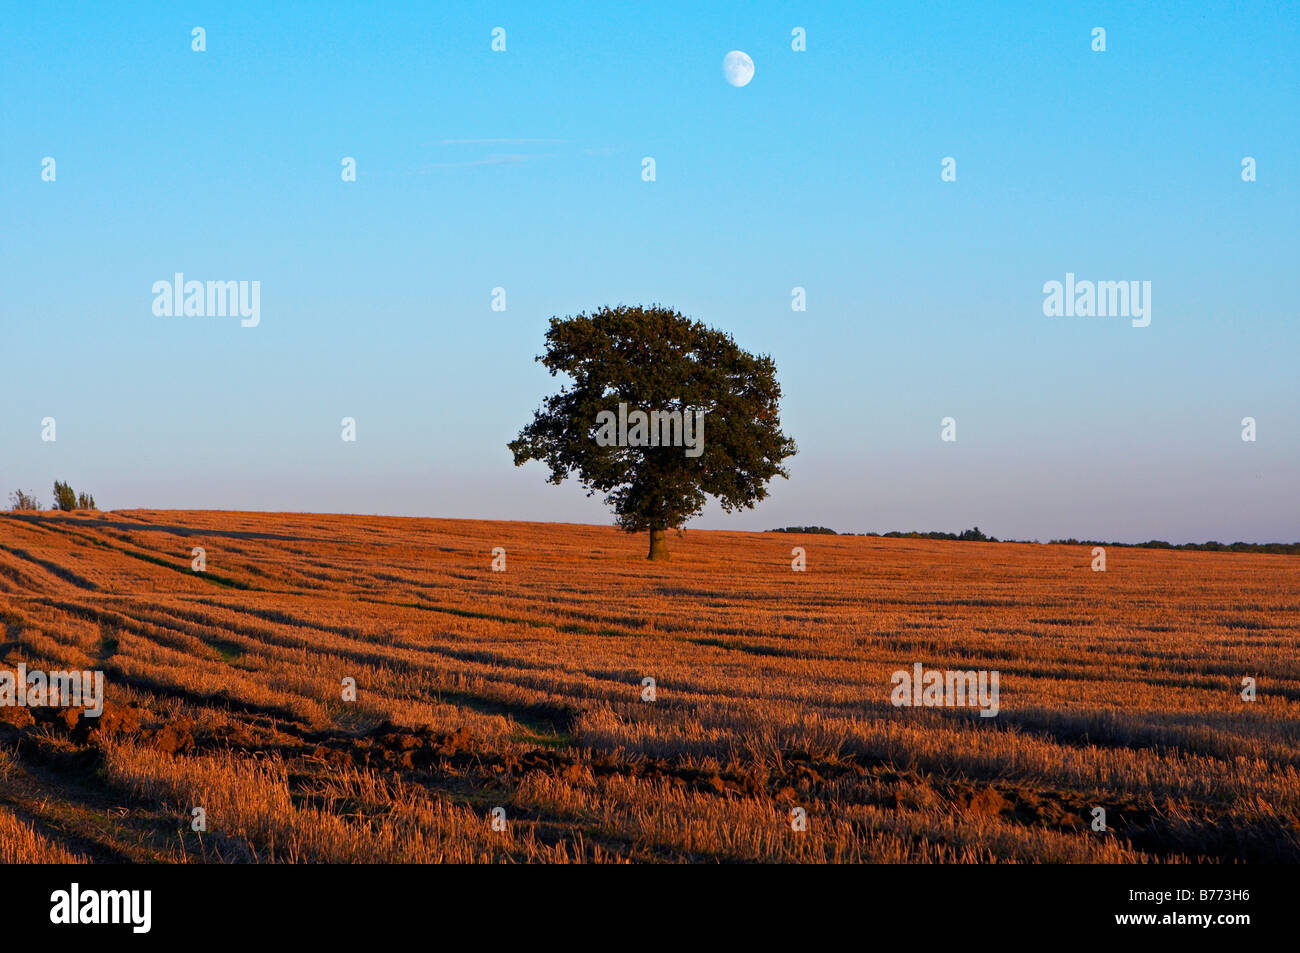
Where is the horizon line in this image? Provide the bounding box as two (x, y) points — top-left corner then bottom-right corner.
(3, 509), (1296, 551)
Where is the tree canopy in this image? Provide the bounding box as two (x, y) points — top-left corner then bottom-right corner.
(508, 305), (796, 559)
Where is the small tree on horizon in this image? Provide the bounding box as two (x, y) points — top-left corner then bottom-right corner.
(7, 489), (41, 511)
(49, 481), (96, 511)
(52, 480), (77, 511)
(508, 305), (796, 559)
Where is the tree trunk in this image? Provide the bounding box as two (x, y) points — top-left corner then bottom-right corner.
(648, 527), (670, 560)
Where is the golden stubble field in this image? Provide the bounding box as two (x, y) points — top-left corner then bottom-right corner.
(0, 509), (1297, 863)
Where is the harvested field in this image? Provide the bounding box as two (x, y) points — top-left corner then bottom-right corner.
(1, 509), (1297, 863)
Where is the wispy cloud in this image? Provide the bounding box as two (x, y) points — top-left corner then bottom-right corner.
(419, 153), (555, 171)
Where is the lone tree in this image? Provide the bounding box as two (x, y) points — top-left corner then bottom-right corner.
(52, 480), (77, 511)
(508, 305), (796, 559)
(7, 489), (41, 511)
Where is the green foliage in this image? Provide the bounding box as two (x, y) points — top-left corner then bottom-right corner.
(769, 526), (837, 535)
(52, 480), (77, 511)
(509, 306), (796, 553)
(876, 526), (999, 542)
(51, 481), (95, 511)
(1049, 537), (1300, 555)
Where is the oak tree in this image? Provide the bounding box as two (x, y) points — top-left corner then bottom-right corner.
(508, 306), (796, 559)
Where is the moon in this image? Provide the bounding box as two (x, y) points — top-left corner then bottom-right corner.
(723, 50), (754, 87)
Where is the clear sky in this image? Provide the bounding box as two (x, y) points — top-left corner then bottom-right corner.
(2, 1), (1297, 542)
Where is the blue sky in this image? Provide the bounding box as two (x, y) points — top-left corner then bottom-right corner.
(2, 1), (1297, 542)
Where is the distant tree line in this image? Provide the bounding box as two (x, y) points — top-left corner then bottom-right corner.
(7, 482), (97, 512)
(876, 526), (997, 542)
(770, 523), (1299, 555)
(1048, 538), (1300, 556)
(767, 525), (994, 540)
